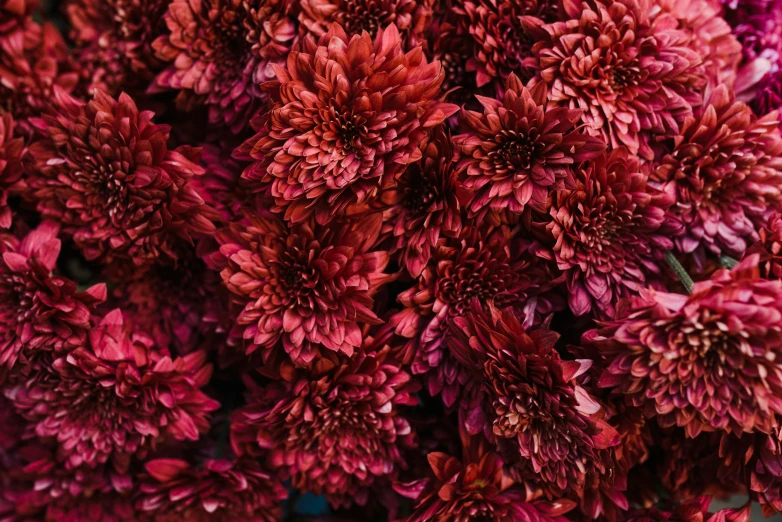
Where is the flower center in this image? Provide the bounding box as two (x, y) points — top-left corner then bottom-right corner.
(403, 173), (438, 216)
(337, 114), (361, 153)
(342, 4), (385, 37)
(496, 132), (539, 170)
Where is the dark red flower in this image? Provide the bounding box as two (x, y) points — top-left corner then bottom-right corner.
(529, 0), (705, 159)
(653, 85), (782, 260)
(219, 213), (389, 365)
(28, 88), (216, 268)
(151, 0), (297, 132)
(138, 458), (286, 522)
(591, 255), (782, 438)
(231, 347), (418, 508)
(6, 309), (219, 471)
(239, 23), (458, 225)
(745, 212), (782, 279)
(0, 221), (105, 372)
(454, 74), (605, 219)
(542, 148), (675, 318)
(0, 113), (25, 228)
(377, 126), (466, 277)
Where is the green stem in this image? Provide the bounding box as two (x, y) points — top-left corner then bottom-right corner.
(665, 251), (694, 295)
(719, 255), (739, 269)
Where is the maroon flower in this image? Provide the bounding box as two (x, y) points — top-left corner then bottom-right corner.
(0, 113), (25, 228)
(450, 303), (619, 497)
(239, 23), (458, 225)
(231, 348), (419, 508)
(591, 255), (782, 438)
(6, 309), (219, 471)
(653, 85), (782, 260)
(542, 148), (675, 318)
(219, 213), (389, 365)
(745, 212), (782, 279)
(65, 0), (169, 95)
(0, 221), (105, 372)
(28, 88), (216, 268)
(138, 458), (286, 522)
(151, 0), (297, 132)
(529, 0), (705, 159)
(377, 126), (466, 277)
(454, 74), (605, 219)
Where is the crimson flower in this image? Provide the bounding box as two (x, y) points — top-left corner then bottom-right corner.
(28, 88), (216, 268)
(0, 113), (25, 228)
(454, 74), (605, 219)
(239, 23), (458, 225)
(591, 255), (782, 438)
(219, 213), (389, 365)
(231, 347), (418, 508)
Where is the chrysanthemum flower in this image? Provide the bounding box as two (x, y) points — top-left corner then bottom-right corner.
(239, 23), (458, 225)
(653, 85), (782, 259)
(450, 303), (619, 496)
(454, 74), (605, 219)
(0, 113), (25, 228)
(0, 221), (105, 372)
(529, 0), (705, 158)
(65, 0), (169, 95)
(219, 213), (389, 365)
(230, 347), (418, 508)
(151, 0), (296, 132)
(6, 309), (219, 471)
(137, 458), (287, 522)
(542, 148), (675, 318)
(590, 255), (782, 438)
(378, 126), (466, 277)
(746, 212), (782, 279)
(28, 88), (216, 268)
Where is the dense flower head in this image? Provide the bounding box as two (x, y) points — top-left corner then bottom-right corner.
(378, 125), (466, 277)
(218, 212), (390, 365)
(231, 347), (419, 508)
(590, 255), (782, 438)
(529, 0), (705, 159)
(0, 221), (105, 373)
(652, 85), (782, 259)
(28, 88), (216, 268)
(450, 303), (619, 497)
(137, 458), (287, 522)
(0, 113), (25, 228)
(5, 309), (219, 471)
(455, 74), (605, 219)
(542, 148), (675, 318)
(239, 23), (458, 225)
(151, 0), (297, 132)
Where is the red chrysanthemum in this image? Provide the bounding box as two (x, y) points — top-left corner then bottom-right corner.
(137, 458), (287, 522)
(230, 347), (418, 508)
(454, 74), (605, 219)
(540, 148), (675, 318)
(0, 221), (105, 372)
(529, 0), (705, 158)
(746, 212), (782, 279)
(450, 303), (619, 497)
(151, 0), (297, 132)
(28, 88), (216, 268)
(590, 255), (782, 438)
(218, 213), (390, 365)
(652, 85), (782, 259)
(394, 430), (576, 522)
(0, 113), (25, 228)
(65, 0), (169, 96)
(391, 225), (544, 407)
(239, 23), (458, 225)
(6, 309), (219, 471)
(377, 126), (466, 277)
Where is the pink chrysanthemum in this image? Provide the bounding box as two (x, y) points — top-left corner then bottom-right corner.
(591, 255), (782, 438)
(231, 348), (419, 508)
(6, 309), (219, 471)
(138, 458), (287, 522)
(529, 0), (705, 158)
(0, 113), (25, 228)
(151, 0), (297, 132)
(454, 74), (605, 219)
(219, 213), (390, 365)
(28, 88), (216, 268)
(239, 23), (458, 225)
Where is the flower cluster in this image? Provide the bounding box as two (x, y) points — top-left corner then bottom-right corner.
(2, 0), (782, 519)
